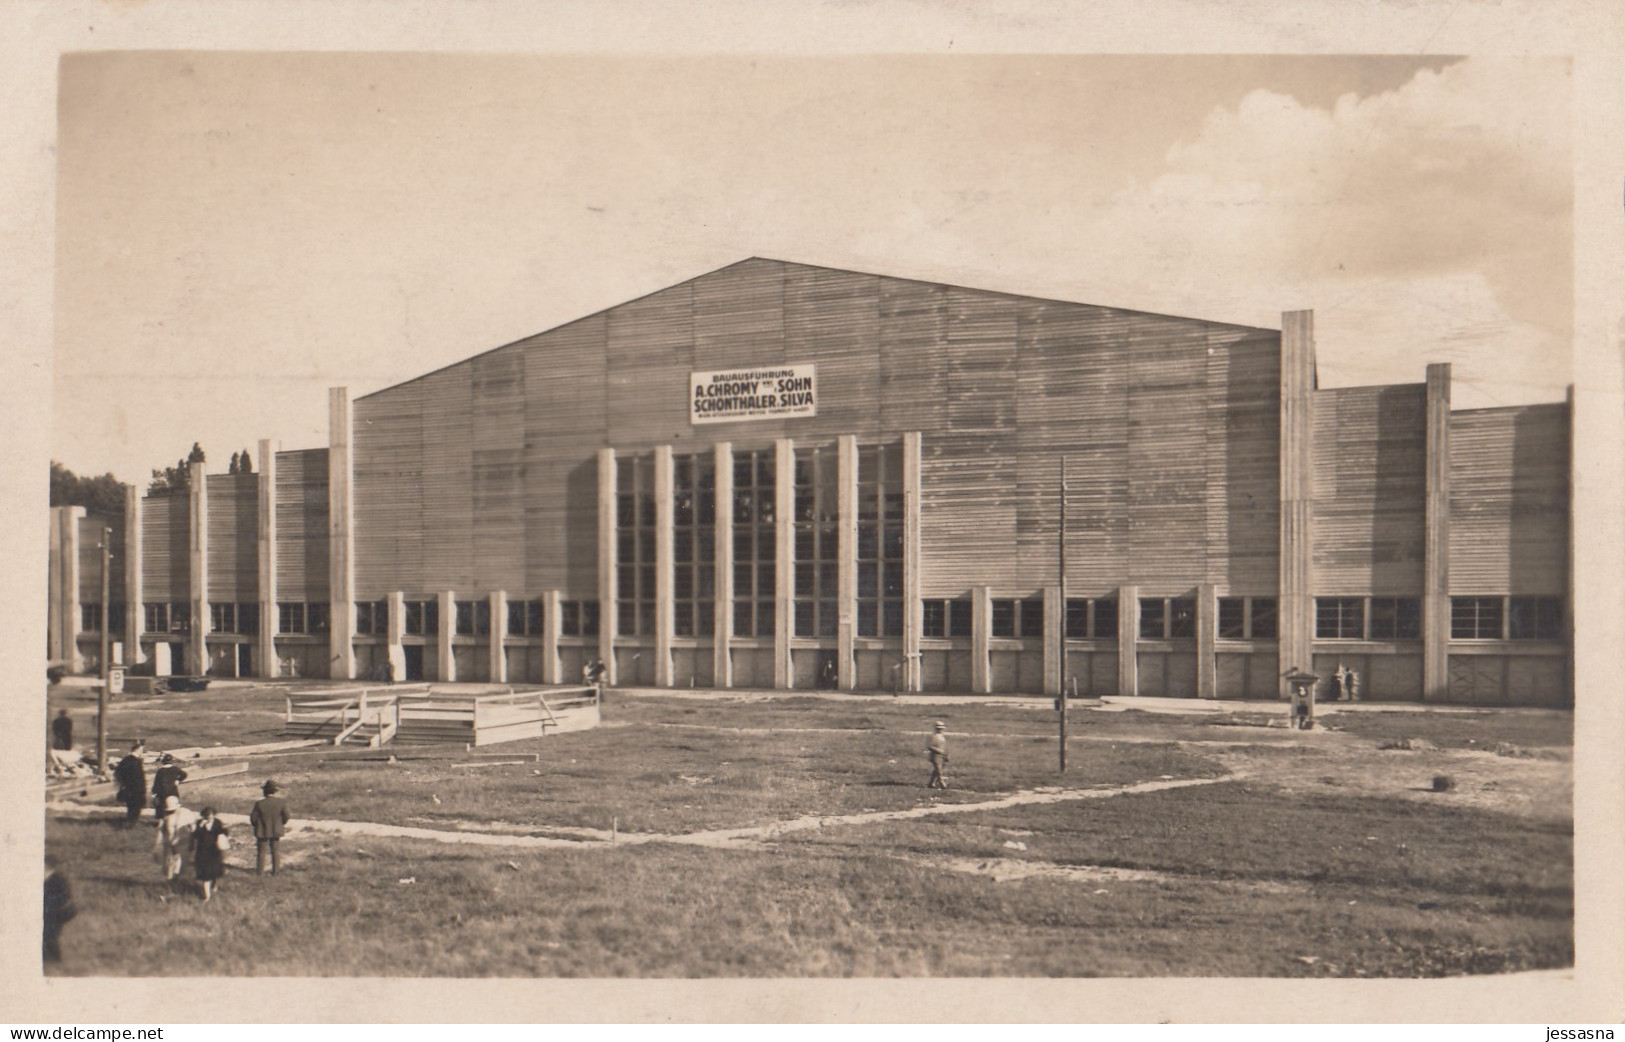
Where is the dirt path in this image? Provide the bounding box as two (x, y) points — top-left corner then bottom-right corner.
(46, 774), (1231, 852)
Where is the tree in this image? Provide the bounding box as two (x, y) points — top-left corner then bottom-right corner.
(50, 461), (126, 518)
(239, 447), (253, 475)
(148, 443), (208, 495)
(229, 451), (241, 475)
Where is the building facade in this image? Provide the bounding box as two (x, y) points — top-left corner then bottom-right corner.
(47, 259), (1573, 705)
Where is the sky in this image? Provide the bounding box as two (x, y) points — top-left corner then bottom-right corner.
(52, 52), (1573, 484)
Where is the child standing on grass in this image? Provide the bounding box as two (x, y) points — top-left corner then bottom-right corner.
(926, 721), (949, 790)
(190, 806), (230, 902)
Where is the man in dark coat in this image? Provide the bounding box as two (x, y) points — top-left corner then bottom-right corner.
(250, 779), (291, 875)
(151, 753), (188, 819)
(113, 741), (147, 826)
(43, 855), (76, 963)
(50, 709), (74, 751)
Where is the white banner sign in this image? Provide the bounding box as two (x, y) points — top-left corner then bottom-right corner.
(690, 364), (817, 424)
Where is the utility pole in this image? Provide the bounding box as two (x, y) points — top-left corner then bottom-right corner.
(97, 525), (111, 778)
(1058, 456), (1067, 774)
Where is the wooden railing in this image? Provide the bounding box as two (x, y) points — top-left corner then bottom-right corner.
(285, 683), (599, 746)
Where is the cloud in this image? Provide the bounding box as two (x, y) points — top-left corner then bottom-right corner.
(1087, 56), (1571, 405)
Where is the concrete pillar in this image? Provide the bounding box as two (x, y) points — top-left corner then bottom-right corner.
(437, 590), (456, 682)
(188, 461), (209, 677)
(1117, 584), (1140, 696)
(55, 507), (86, 672)
(48, 506), (63, 664)
(902, 431), (923, 692)
(1278, 311), (1316, 697)
(712, 442), (734, 689)
(971, 584), (992, 694)
(386, 590), (406, 682)
(1422, 363), (1452, 701)
(774, 438), (795, 689)
(836, 435), (858, 691)
(1196, 583), (1217, 699)
(1043, 584), (1063, 696)
(489, 589), (507, 684)
(328, 388), (356, 681)
(123, 485), (144, 665)
(257, 440), (280, 678)
(541, 589), (562, 685)
(654, 444), (675, 688)
(597, 447), (617, 686)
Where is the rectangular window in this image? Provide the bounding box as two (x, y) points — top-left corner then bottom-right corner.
(991, 599), (1016, 638)
(81, 603), (102, 632)
(455, 600), (474, 636)
(354, 600), (387, 637)
(278, 602), (305, 635)
(1138, 598), (1166, 640)
(307, 602), (330, 635)
(1451, 596), (1504, 640)
(404, 600), (438, 636)
(169, 603), (190, 634)
(1168, 598), (1196, 639)
(237, 602), (258, 636)
(1508, 596), (1563, 641)
(673, 454), (717, 638)
(856, 442), (905, 638)
(560, 600), (600, 637)
(1065, 598), (1088, 639)
(792, 445), (839, 638)
(1249, 598), (1277, 639)
(1219, 597), (1278, 639)
(1368, 597), (1421, 640)
(1020, 597), (1045, 639)
(1091, 598), (1118, 639)
(144, 602), (170, 635)
(922, 600), (947, 639)
(949, 599), (973, 638)
(1316, 597), (1364, 640)
(210, 602), (236, 635)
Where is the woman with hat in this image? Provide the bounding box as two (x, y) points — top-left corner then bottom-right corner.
(150, 753), (188, 821)
(250, 780), (291, 876)
(189, 806), (230, 901)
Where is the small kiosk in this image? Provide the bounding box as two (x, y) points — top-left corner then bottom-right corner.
(1283, 668), (1319, 730)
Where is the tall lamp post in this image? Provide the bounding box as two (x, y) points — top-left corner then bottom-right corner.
(97, 524), (111, 778)
(1057, 457), (1068, 774)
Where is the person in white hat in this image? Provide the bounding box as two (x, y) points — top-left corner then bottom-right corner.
(925, 721), (949, 790)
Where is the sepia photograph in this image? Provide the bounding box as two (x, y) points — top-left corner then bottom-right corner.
(7, 0), (1623, 1027)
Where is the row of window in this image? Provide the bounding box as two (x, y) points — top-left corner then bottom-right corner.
(84, 594), (1563, 643)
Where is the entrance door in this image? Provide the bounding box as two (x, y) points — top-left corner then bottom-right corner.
(403, 644), (425, 682)
(237, 643), (253, 677)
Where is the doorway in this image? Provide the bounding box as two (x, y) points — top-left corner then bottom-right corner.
(403, 644), (425, 682)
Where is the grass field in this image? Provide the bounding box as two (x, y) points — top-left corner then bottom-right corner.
(41, 682), (1572, 977)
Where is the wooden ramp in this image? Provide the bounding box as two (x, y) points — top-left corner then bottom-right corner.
(284, 684), (600, 747)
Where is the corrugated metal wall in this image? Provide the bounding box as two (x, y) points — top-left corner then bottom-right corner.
(206, 473), (258, 601)
(141, 494), (187, 601)
(274, 448), (329, 601)
(1448, 405), (1568, 595)
(1311, 385), (1427, 594)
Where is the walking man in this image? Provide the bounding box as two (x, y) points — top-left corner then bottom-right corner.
(113, 741), (147, 826)
(250, 780), (290, 876)
(926, 721), (949, 790)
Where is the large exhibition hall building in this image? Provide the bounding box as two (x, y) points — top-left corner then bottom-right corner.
(47, 258), (1572, 705)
